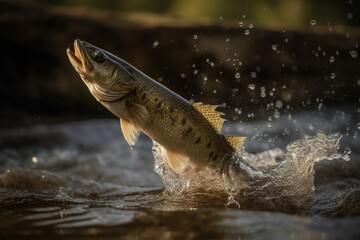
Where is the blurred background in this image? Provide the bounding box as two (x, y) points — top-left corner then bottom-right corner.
(22, 0), (360, 28)
(1, 0), (359, 127)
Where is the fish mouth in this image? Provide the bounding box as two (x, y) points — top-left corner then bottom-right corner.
(66, 39), (94, 75)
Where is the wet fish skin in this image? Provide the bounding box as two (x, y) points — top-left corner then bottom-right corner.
(66, 39), (245, 173)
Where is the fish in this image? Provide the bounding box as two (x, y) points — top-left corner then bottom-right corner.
(66, 39), (247, 174)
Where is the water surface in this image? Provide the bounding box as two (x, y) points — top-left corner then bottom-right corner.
(1, 106), (359, 239)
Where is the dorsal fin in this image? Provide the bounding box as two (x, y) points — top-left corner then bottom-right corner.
(225, 136), (246, 153)
(165, 149), (189, 173)
(192, 102), (225, 133)
(120, 119), (140, 146)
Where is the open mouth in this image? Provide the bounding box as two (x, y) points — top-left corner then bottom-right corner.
(66, 39), (94, 73)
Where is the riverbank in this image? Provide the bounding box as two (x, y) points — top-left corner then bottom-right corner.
(1, 1), (359, 128)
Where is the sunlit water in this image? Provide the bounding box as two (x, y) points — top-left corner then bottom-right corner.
(1, 106), (360, 239)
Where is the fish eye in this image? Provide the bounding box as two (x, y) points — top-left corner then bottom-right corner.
(92, 51), (105, 63)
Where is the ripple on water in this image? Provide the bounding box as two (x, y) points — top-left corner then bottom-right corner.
(0, 113), (359, 238)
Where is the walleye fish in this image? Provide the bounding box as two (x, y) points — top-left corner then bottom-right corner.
(66, 39), (246, 174)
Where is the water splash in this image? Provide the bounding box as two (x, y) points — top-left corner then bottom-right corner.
(153, 131), (349, 214)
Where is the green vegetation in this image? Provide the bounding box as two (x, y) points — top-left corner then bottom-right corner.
(23, 0), (359, 28)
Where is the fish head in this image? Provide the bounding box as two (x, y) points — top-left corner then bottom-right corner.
(66, 39), (134, 103)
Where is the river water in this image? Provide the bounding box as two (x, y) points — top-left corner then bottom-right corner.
(1, 106), (359, 239)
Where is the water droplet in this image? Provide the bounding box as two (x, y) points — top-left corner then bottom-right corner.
(219, 16), (223, 20)
(331, 72), (336, 79)
(272, 44), (278, 51)
(238, 22), (243, 27)
(193, 35), (198, 40)
(275, 100), (283, 108)
(248, 84), (255, 90)
(310, 19), (317, 25)
(32, 156), (38, 163)
(213, 90), (217, 93)
(203, 76), (208, 81)
(186, 180), (190, 188)
(249, 23), (254, 28)
(193, 69), (198, 75)
(347, 12), (353, 19)
(357, 122), (360, 129)
(152, 41), (159, 48)
(226, 38), (230, 42)
(250, 72), (257, 78)
(180, 73), (186, 78)
(329, 56), (335, 63)
(318, 103), (324, 111)
(234, 72), (240, 79)
(260, 92), (266, 98)
(245, 30), (250, 35)
(274, 111), (281, 118)
(349, 50), (358, 58)
(344, 148), (352, 155)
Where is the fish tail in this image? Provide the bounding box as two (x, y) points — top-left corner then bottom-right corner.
(218, 152), (238, 177)
(219, 153), (263, 180)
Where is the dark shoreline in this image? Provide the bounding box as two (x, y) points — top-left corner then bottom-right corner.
(1, 1), (359, 127)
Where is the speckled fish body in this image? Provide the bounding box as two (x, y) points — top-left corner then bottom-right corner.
(66, 39), (245, 173)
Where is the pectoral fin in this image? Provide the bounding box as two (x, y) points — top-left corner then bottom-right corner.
(125, 101), (149, 128)
(165, 149), (189, 173)
(120, 102), (148, 146)
(225, 136), (246, 154)
(120, 119), (140, 146)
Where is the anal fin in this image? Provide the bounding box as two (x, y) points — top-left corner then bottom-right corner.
(165, 149), (189, 173)
(225, 136), (246, 154)
(120, 119), (140, 146)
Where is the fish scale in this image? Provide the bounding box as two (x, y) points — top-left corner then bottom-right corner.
(131, 78), (228, 166)
(66, 39), (247, 174)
